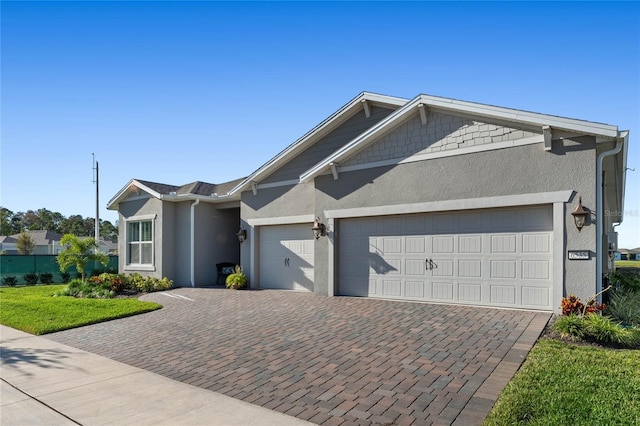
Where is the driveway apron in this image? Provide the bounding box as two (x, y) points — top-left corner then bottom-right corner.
(47, 288), (550, 425)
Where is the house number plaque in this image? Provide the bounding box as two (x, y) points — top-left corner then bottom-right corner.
(568, 251), (591, 260)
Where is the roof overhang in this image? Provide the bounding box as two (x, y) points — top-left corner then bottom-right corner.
(300, 93), (622, 183)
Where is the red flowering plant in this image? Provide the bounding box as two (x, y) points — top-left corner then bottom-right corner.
(560, 289), (608, 316)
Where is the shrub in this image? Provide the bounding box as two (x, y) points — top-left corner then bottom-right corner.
(554, 313), (640, 348)
(606, 289), (640, 327)
(56, 278), (115, 299)
(553, 314), (585, 341)
(225, 265), (248, 290)
(126, 273), (172, 293)
(610, 270), (640, 293)
(60, 272), (71, 283)
(583, 313), (640, 348)
(24, 272), (39, 286)
(2, 276), (18, 287)
(39, 273), (54, 284)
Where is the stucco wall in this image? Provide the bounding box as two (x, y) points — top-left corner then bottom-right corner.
(313, 138), (597, 301)
(117, 196), (164, 279)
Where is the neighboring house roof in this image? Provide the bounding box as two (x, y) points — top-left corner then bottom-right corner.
(107, 177), (247, 210)
(300, 93), (626, 183)
(0, 236), (17, 243)
(619, 248), (640, 254)
(9, 230), (63, 245)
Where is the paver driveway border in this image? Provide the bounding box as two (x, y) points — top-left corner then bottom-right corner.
(47, 288), (550, 425)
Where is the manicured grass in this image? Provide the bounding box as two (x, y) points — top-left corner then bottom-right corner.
(0, 285), (162, 335)
(484, 339), (640, 425)
(616, 260), (640, 268)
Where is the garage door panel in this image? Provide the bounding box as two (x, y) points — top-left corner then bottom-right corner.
(522, 286), (550, 306)
(458, 282), (482, 302)
(522, 260), (550, 280)
(432, 259), (454, 276)
(490, 260), (517, 279)
(433, 282), (454, 300)
(459, 235), (482, 253)
(491, 234), (517, 253)
(459, 260), (482, 277)
(522, 234), (550, 253)
(405, 281), (426, 298)
(490, 285), (517, 305)
(405, 259), (426, 275)
(432, 236), (454, 253)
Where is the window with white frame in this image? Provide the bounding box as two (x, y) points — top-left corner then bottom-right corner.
(127, 220), (153, 265)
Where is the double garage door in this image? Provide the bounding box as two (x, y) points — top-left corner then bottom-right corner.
(338, 206), (554, 310)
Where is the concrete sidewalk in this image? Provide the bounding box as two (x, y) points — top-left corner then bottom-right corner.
(0, 325), (312, 425)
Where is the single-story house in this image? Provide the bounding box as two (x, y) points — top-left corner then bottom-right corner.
(107, 91), (629, 313)
(616, 248), (640, 261)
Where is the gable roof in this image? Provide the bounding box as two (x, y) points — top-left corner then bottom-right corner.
(300, 93), (625, 183)
(226, 91), (409, 196)
(107, 177), (247, 210)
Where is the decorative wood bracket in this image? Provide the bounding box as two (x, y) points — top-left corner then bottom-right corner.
(543, 125), (553, 151)
(418, 104), (428, 126)
(251, 182), (258, 195)
(362, 100), (371, 118)
(330, 162), (339, 180)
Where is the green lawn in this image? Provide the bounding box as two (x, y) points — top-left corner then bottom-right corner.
(0, 285), (162, 335)
(616, 260), (640, 268)
(484, 338), (640, 425)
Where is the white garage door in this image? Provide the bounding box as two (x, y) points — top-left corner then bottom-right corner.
(338, 206), (553, 310)
(259, 224), (314, 291)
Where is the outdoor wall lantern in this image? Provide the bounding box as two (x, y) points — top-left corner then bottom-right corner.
(236, 227), (247, 243)
(571, 196), (589, 232)
(312, 218), (326, 240)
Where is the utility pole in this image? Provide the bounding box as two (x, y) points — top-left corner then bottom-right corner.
(92, 153), (100, 249)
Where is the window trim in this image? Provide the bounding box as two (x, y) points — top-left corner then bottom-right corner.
(124, 214), (157, 272)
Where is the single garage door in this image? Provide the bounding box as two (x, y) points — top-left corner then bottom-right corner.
(259, 224), (314, 291)
(338, 206), (553, 310)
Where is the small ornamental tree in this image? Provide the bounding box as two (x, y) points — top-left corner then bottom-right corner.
(56, 234), (108, 282)
(16, 231), (36, 255)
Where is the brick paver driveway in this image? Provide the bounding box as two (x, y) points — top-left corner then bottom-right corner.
(48, 288), (549, 425)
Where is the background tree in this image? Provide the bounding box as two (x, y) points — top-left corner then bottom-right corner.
(56, 234), (108, 282)
(100, 220), (118, 241)
(16, 231), (36, 255)
(0, 207), (14, 235)
(60, 215), (85, 236)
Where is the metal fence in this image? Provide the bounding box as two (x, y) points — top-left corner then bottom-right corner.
(0, 255), (119, 285)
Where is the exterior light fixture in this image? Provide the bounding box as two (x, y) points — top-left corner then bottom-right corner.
(312, 217), (326, 240)
(571, 196), (589, 232)
(236, 227), (247, 243)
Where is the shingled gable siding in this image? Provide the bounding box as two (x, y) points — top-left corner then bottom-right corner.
(341, 111), (542, 167)
(261, 106), (396, 184)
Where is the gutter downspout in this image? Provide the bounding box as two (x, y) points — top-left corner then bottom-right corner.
(190, 198), (200, 287)
(596, 139), (623, 302)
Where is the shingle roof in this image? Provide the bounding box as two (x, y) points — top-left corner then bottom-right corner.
(136, 178), (247, 197)
(8, 230), (63, 245)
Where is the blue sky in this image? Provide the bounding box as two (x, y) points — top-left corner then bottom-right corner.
(1, 1), (639, 247)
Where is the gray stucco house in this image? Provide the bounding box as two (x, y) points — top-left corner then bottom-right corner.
(107, 91), (629, 313)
